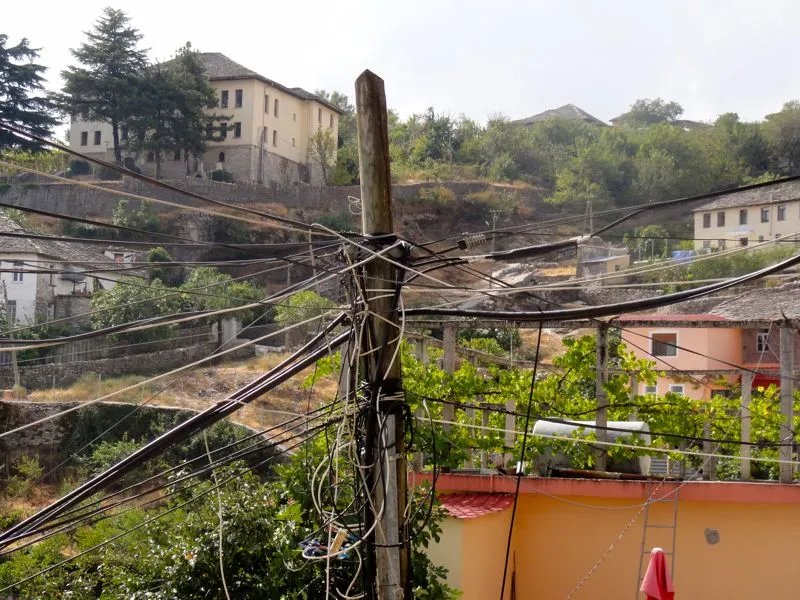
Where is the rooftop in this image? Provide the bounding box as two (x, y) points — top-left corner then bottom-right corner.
(0, 213), (135, 271)
(617, 313), (729, 323)
(692, 179), (800, 212)
(710, 281), (800, 321)
(418, 473), (800, 505)
(198, 52), (344, 114)
(512, 104), (606, 127)
(438, 493), (514, 519)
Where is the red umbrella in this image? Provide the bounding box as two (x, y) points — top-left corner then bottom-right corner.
(640, 547), (674, 600)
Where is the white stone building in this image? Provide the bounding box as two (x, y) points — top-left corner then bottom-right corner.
(68, 53), (343, 187)
(0, 214), (138, 326)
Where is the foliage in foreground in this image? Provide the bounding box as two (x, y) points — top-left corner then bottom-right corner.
(0, 437), (458, 599)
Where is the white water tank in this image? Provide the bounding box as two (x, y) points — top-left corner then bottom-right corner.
(532, 420), (651, 475)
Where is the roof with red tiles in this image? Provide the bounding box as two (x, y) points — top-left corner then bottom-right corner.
(438, 493), (514, 519)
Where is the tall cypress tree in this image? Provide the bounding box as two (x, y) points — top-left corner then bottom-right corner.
(0, 35), (59, 151)
(61, 8), (148, 163)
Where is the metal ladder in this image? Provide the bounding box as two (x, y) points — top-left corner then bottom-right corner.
(636, 483), (679, 598)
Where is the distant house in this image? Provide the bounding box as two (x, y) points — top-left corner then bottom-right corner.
(576, 243), (630, 286)
(0, 214), (140, 326)
(692, 179), (800, 251)
(68, 52), (343, 186)
(511, 104), (606, 127)
(618, 283), (800, 398)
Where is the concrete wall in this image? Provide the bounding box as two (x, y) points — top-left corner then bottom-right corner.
(0, 341), (254, 390)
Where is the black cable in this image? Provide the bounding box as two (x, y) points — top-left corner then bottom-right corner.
(0, 317), (349, 547)
(405, 250), (800, 322)
(499, 321), (543, 600)
(0, 122), (331, 234)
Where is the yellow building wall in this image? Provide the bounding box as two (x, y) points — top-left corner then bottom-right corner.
(694, 200), (800, 250)
(445, 493), (800, 600)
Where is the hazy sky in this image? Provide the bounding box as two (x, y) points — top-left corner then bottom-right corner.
(5, 0), (800, 124)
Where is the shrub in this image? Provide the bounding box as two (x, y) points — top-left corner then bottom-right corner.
(68, 160), (91, 176)
(6, 455), (43, 500)
(210, 169), (234, 183)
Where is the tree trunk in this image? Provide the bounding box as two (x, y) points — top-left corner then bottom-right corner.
(111, 117), (122, 164)
(155, 152), (162, 179)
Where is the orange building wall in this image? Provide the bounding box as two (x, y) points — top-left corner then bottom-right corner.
(440, 490), (800, 600)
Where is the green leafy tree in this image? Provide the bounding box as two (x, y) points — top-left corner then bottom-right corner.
(620, 98), (684, 126)
(307, 126), (337, 185)
(179, 267), (266, 325)
(0, 35), (59, 151)
(274, 290), (337, 325)
(60, 8), (148, 163)
(764, 100), (800, 173)
(90, 277), (182, 342)
(126, 43), (225, 177)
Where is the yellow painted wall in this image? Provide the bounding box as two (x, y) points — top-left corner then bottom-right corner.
(694, 200), (800, 250)
(441, 493), (800, 600)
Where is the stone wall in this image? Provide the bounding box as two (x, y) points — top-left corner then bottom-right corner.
(0, 341), (254, 390)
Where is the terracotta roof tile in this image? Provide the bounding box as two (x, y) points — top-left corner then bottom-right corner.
(438, 493), (513, 519)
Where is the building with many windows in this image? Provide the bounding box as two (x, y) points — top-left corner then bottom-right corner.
(692, 180), (800, 251)
(68, 53), (342, 186)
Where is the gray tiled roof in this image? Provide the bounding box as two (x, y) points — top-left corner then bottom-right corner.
(710, 281), (800, 321)
(693, 180), (800, 212)
(0, 214), (131, 269)
(198, 53), (344, 114)
(512, 104), (606, 126)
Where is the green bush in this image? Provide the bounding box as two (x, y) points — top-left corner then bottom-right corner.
(5, 455), (43, 500)
(210, 168), (234, 183)
(68, 159), (91, 176)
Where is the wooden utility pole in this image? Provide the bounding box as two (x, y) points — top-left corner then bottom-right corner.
(355, 70), (408, 600)
(1, 282), (20, 390)
(779, 323), (794, 484)
(740, 370), (755, 480)
(595, 322), (608, 471)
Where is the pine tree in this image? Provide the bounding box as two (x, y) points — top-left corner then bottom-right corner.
(0, 35), (59, 151)
(60, 8), (148, 163)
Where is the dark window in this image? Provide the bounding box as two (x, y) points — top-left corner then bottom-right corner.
(174, 149), (181, 161)
(6, 300), (15, 322)
(330, 114), (334, 128)
(262, 126), (267, 144)
(146, 151), (155, 162)
(651, 332), (678, 357)
(318, 108), (322, 123)
(273, 130), (278, 146)
(274, 99), (279, 118)
(80, 131), (88, 146)
(739, 209), (748, 225)
(718, 239), (726, 250)
(758, 235), (765, 242)
(292, 137), (296, 147)
(121, 127), (129, 141)
(761, 207), (769, 223)
(235, 89), (243, 108)
(93, 131), (101, 145)
(740, 237), (748, 247)
(265, 94), (269, 113)
(702, 213), (711, 228)
(220, 90), (229, 108)
(218, 152), (225, 163)
(717, 212), (725, 227)
(757, 329), (770, 352)
(702, 240), (711, 249)
(778, 205), (786, 221)
(220, 122), (228, 140)
(233, 122), (242, 138)
(12, 261), (23, 283)
(206, 123), (214, 139)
